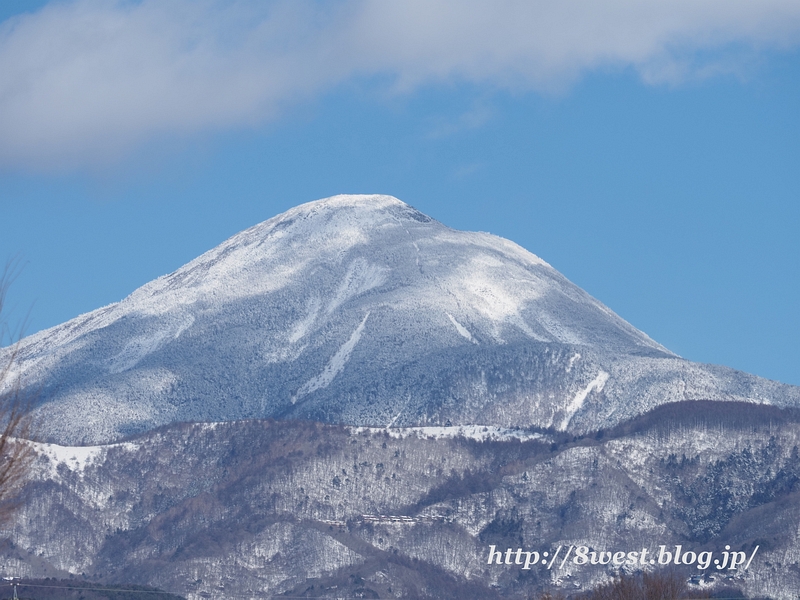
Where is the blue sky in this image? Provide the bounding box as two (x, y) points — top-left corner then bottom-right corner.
(1, 0), (799, 386)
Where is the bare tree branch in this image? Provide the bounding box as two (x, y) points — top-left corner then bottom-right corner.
(0, 258), (35, 526)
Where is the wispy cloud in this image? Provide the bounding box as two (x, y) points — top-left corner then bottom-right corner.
(1, 0), (799, 171)
(427, 103), (494, 139)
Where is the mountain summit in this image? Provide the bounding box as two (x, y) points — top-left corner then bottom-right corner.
(6, 195), (798, 444)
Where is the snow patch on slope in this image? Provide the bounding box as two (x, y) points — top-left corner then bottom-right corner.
(442, 252), (548, 342)
(34, 443), (104, 474)
(567, 353), (581, 372)
(559, 371), (609, 431)
(446, 313), (477, 344)
(289, 296), (320, 344)
(294, 312), (370, 402)
(326, 259), (388, 315)
(30, 439), (139, 477)
(107, 312), (194, 373)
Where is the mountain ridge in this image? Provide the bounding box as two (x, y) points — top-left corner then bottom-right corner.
(8, 401), (800, 598)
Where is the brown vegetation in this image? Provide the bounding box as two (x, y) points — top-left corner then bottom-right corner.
(575, 570), (713, 600)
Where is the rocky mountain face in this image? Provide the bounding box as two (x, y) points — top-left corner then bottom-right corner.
(2, 195), (799, 598)
(3, 195), (798, 445)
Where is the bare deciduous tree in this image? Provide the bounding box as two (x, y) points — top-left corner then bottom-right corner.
(0, 260), (34, 526)
(578, 570), (713, 600)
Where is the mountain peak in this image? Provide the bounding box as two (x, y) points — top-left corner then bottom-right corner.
(287, 193), (408, 212)
(7, 195), (797, 445)
(260, 194), (432, 236)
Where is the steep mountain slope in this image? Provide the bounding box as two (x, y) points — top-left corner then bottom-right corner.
(3, 194), (799, 444)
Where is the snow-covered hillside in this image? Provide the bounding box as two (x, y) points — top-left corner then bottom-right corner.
(3, 194), (798, 444)
(8, 408), (800, 599)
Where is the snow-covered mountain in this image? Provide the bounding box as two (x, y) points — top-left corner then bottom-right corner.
(5, 194), (800, 599)
(4, 194), (799, 444)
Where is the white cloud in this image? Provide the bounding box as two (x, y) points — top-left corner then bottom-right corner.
(1, 0), (799, 170)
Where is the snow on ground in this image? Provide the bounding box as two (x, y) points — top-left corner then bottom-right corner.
(29, 439), (139, 475)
